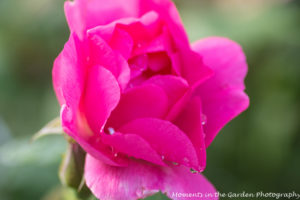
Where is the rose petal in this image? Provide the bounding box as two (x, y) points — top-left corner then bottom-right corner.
(119, 118), (199, 169)
(140, 0), (190, 50)
(165, 87), (193, 121)
(109, 28), (134, 60)
(83, 66), (121, 134)
(128, 54), (148, 79)
(140, 1), (214, 85)
(87, 33), (130, 90)
(53, 34), (127, 167)
(173, 97), (206, 172)
(180, 51), (215, 86)
(64, 0), (191, 64)
(198, 89), (249, 147)
(143, 75), (189, 109)
(193, 37), (248, 91)
(147, 52), (171, 72)
(64, 0), (185, 40)
(61, 105), (128, 167)
(64, 0), (140, 38)
(52, 33), (85, 107)
(88, 11), (163, 55)
(85, 154), (217, 200)
(192, 37), (249, 146)
(101, 132), (166, 166)
(116, 11), (162, 48)
(106, 84), (168, 130)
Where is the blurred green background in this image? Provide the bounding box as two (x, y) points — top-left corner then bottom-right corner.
(0, 0), (299, 199)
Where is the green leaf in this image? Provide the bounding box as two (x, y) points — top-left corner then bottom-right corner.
(42, 186), (81, 200)
(32, 117), (63, 142)
(0, 136), (67, 200)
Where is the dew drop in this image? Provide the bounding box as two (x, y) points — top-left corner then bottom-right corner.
(201, 114), (207, 125)
(107, 127), (115, 135)
(161, 155), (165, 160)
(114, 153), (118, 157)
(172, 162), (179, 165)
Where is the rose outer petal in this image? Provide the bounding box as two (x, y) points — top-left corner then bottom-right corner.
(53, 33), (85, 108)
(192, 37), (250, 146)
(54, 34), (128, 167)
(85, 154), (218, 200)
(118, 118), (199, 169)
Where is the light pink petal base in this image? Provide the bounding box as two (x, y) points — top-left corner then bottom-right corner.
(85, 154), (217, 200)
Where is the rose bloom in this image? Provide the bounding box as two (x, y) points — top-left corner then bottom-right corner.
(53, 0), (249, 199)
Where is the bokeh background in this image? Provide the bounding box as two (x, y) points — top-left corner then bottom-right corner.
(0, 0), (299, 199)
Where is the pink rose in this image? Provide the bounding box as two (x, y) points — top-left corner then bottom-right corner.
(53, 0), (249, 199)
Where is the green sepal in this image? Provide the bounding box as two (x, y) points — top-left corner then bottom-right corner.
(59, 143), (85, 188)
(32, 117), (63, 142)
(59, 142), (92, 199)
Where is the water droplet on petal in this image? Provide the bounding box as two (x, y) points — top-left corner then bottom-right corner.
(172, 162), (179, 165)
(161, 155), (165, 160)
(110, 146), (118, 157)
(107, 127), (115, 135)
(201, 114), (207, 125)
